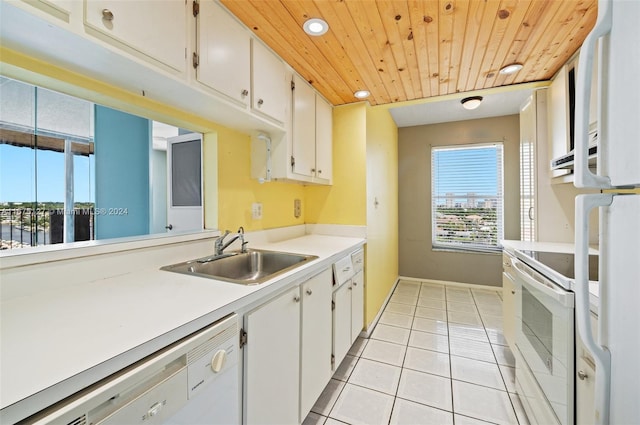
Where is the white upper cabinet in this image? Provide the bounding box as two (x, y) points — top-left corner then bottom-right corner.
(21, 0), (73, 21)
(315, 94), (333, 183)
(292, 74), (317, 178)
(195, 0), (251, 106)
(251, 40), (288, 124)
(83, 0), (187, 73)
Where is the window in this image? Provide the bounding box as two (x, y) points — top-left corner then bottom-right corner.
(431, 143), (504, 253)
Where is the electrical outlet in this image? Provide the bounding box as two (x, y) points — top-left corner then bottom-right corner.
(294, 199), (301, 218)
(252, 202), (263, 220)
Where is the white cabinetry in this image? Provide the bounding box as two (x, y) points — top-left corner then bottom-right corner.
(519, 89), (548, 241)
(244, 268), (332, 425)
(332, 249), (365, 368)
(83, 0), (187, 72)
(244, 285), (300, 425)
(290, 74), (333, 184)
(195, 0), (251, 106)
(300, 268), (333, 422)
(21, 0), (73, 21)
(251, 40), (288, 124)
(501, 252), (516, 351)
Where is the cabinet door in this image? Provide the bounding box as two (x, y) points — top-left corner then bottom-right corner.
(300, 269), (333, 421)
(196, 0), (250, 105)
(84, 0), (187, 72)
(22, 0), (72, 21)
(292, 75), (316, 178)
(350, 271), (364, 342)
(333, 282), (352, 369)
(315, 94), (332, 182)
(252, 40), (288, 123)
(519, 96), (536, 242)
(548, 64), (570, 177)
(502, 268), (516, 352)
(245, 286), (300, 425)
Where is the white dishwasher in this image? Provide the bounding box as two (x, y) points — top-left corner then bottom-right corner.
(25, 314), (240, 425)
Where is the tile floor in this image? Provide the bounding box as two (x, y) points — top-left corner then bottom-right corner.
(303, 280), (530, 425)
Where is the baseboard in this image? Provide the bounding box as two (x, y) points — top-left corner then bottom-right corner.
(360, 277), (400, 338)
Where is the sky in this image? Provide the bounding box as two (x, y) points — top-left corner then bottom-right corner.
(0, 144), (95, 204)
(432, 145), (501, 200)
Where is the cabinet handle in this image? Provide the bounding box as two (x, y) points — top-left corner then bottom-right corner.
(241, 89), (249, 97)
(102, 9), (114, 21)
(511, 290), (515, 295)
(293, 296), (300, 303)
(353, 281), (357, 286)
(503, 262), (511, 268)
(306, 289), (312, 295)
(311, 168), (316, 173)
(257, 99), (264, 106)
(578, 370), (589, 380)
(318, 169), (322, 174)
(348, 286), (352, 291)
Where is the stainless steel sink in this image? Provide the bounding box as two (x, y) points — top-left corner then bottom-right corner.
(161, 249), (318, 285)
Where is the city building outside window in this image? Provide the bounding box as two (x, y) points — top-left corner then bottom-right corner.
(431, 143), (504, 253)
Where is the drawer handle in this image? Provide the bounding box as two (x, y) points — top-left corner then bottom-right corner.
(102, 9), (114, 21)
(503, 262), (511, 268)
(343, 266), (351, 273)
(578, 370), (589, 380)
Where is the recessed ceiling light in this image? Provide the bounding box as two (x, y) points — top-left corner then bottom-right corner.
(354, 90), (370, 99)
(461, 96), (483, 110)
(499, 63), (524, 75)
(303, 18), (329, 36)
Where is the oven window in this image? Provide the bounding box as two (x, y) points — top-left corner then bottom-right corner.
(522, 286), (554, 372)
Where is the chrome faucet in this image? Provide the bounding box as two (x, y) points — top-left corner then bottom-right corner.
(214, 226), (247, 256)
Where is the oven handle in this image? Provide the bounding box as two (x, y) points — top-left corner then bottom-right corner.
(511, 257), (574, 308)
(576, 194), (613, 425)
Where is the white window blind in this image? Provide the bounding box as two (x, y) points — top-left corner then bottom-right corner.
(431, 143), (504, 253)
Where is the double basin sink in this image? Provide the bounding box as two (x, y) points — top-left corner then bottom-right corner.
(161, 249), (318, 285)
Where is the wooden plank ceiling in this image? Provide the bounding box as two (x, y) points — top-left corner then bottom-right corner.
(220, 0), (597, 106)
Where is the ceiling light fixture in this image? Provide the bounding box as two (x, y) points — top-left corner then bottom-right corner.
(354, 90), (370, 99)
(461, 96), (483, 110)
(303, 18), (329, 36)
(499, 63), (524, 75)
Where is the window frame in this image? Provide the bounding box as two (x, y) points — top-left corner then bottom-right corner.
(431, 142), (504, 254)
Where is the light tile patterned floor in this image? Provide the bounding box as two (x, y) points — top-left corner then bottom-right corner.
(303, 280), (530, 425)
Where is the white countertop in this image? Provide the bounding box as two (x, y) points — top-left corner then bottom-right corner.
(502, 240), (600, 314)
(0, 234), (365, 421)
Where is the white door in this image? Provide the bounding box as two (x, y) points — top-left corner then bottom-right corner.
(332, 282), (352, 369)
(350, 271), (364, 342)
(166, 133), (203, 233)
(245, 286), (301, 425)
(300, 269), (333, 421)
(196, 0), (251, 105)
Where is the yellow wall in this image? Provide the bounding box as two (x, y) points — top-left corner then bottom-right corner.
(305, 103), (367, 225)
(216, 128), (305, 231)
(364, 105), (399, 327)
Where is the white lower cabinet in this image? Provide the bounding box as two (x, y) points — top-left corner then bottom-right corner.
(332, 250), (365, 369)
(244, 268), (332, 425)
(300, 268), (333, 421)
(502, 255), (517, 352)
(244, 285), (300, 425)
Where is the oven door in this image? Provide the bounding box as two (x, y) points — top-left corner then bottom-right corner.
(512, 257), (575, 425)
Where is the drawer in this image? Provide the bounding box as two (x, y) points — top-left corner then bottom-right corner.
(333, 255), (354, 286)
(351, 249), (364, 273)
